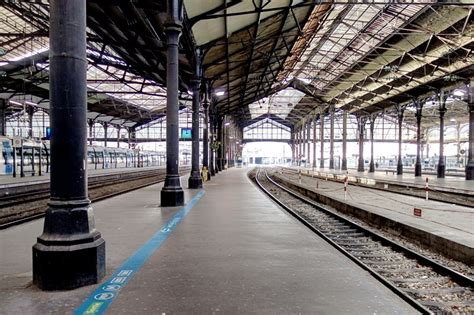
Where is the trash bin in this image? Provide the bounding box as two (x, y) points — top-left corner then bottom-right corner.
(201, 166), (208, 182)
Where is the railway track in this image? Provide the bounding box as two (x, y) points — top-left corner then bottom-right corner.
(253, 168), (473, 314)
(0, 167), (190, 229)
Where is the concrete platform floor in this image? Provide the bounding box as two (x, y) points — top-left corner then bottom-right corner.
(1, 169), (418, 314)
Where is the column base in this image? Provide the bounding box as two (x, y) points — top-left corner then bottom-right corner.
(341, 159), (347, 171)
(415, 163), (422, 177)
(369, 161), (374, 173)
(33, 230), (105, 291)
(188, 175), (203, 189)
(437, 163), (445, 178)
(397, 163), (403, 175)
(329, 159), (334, 169)
(357, 159), (364, 172)
(466, 162), (474, 180)
(161, 187), (184, 207)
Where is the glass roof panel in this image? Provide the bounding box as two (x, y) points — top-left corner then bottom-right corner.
(248, 88), (305, 119)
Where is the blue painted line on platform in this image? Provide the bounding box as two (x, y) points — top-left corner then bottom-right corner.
(73, 190), (205, 315)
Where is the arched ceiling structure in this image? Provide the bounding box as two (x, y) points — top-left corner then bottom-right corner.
(0, 1), (472, 130)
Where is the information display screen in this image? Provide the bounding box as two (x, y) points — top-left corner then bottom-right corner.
(45, 127), (51, 140)
(181, 128), (192, 139)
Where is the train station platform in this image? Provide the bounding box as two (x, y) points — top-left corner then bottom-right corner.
(278, 167), (473, 264)
(0, 168), (417, 314)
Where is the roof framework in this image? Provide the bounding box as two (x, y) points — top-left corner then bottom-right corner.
(0, 1), (472, 132)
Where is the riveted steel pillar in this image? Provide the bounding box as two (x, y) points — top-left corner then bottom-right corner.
(312, 117), (316, 168)
(414, 99), (423, 177)
(203, 93), (211, 179)
(216, 117), (222, 171)
(341, 111), (347, 171)
(28, 106), (34, 138)
(329, 106), (335, 169)
(221, 116), (226, 170)
(116, 126), (121, 148)
(306, 121), (310, 167)
(88, 119), (93, 145)
(467, 84), (474, 180)
(0, 99), (6, 136)
(369, 114), (376, 173)
(397, 105), (405, 175)
(188, 52), (203, 189)
(294, 131), (298, 165)
(291, 131), (295, 165)
(33, 0), (105, 290)
(161, 0), (184, 207)
(301, 121), (305, 165)
(357, 116), (366, 172)
(211, 116), (217, 175)
(103, 122), (108, 147)
(320, 113), (324, 169)
(212, 115), (218, 174)
(437, 91), (447, 178)
(128, 127), (136, 149)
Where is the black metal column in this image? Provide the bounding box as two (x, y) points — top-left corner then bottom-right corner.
(161, 0), (184, 207)
(414, 99), (423, 177)
(210, 115), (217, 175)
(306, 121), (311, 166)
(341, 111), (347, 171)
(217, 117), (223, 171)
(202, 92), (211, 180)
(0, 99), (6, 136)
(437, 91), (447, 178)
(357, 116), (366, 172)
(291, 131), (295, 165)
(329, 106), (335, 169)
(369, 114), (376, 173)
(467, 83), (474, 180)
(221, 117), (226, 170)
(312, 117), (316, 168)
(301, 121), (306, 165)
(188, 51), (203, 188)
(116, 126), (121, 148)
(33, 0), (105, 290)
(103, 122), (108, 147)
(28, 106), (34, 138)
(88, 119), (93, 145)
(396, 105), (405, 175)
(294, 131), (298, 165)
(128, 127), (136, 149)
(320, 113), (324, 169)
(295, 130), (301, 166)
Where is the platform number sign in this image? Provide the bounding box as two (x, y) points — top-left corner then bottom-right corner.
(45, 127), (51, 140)
(413, 208), (422, 217)
(181, 127), (192, 140)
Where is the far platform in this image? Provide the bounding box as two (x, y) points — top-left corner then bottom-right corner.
(0, 169), (417, 314)
(0, 165), (171, 187)
(293, 165), (473, 194)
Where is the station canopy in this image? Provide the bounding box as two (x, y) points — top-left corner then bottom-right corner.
(0, 1), (472, 129)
